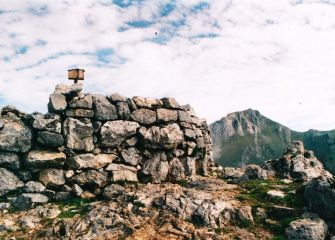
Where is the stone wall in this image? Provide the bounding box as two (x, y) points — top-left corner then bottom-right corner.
(0, 83), (213, 204)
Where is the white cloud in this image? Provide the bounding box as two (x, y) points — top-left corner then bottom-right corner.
(0, 0), (335, 131)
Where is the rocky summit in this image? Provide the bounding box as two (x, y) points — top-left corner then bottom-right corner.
(1, 85), (335, 239)
(210, 109), (335, 173)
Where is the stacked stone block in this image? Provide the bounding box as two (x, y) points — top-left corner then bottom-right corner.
(0, 83), (213, 205)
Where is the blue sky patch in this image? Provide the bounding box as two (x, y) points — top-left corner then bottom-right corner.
(160, 3), (175, 17)
(191, 2), (210, 13)
(27, 4), (49, 16)
(113, 0), (143, 8)
(16, 46), (28, 54)
(192, 33), (219, 39)
(35, 39), (47, 47)
(127, 20), (153, 28)
(96, 48), (114, 63)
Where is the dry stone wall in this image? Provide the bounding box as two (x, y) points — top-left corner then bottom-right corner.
(0, 83), (213, 204)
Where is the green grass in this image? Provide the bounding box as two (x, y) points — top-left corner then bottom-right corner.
(175, 179), (189, 187)
(236, 179), (303, 238)
(56, 197), (92, 219)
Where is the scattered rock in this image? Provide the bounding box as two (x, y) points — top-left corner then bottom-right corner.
(24, 181), (46, 193)
(286, 218), (327, 240)
(71, 170), (109, 188)
(267, 190), (285, 199)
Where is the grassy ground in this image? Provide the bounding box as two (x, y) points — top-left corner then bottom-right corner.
(236, 178), (304, 239)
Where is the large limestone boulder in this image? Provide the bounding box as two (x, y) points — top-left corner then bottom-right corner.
(63, 118), (94, 152)
(0, 119), (32, 153)
(0, 168), (24, 196)
(39, 169), (65, 188)
(130, 109), (156, 125)
(132, 96), (163, 109)
(139, 123), (184, 149)
(303, 176), (335, 221)
(68, 153), (117, 169)
(290, 154), (325, 181)
(140, 152), (169, 183)
(100, 120), (140, 147)
(240, 164), (268, 181)
(0, 151), (20, 170)
(286, 218), (327, 240)
(92, 94), (118, 121)
(105, 163), (138, 182)
(25, 150), (66, 169)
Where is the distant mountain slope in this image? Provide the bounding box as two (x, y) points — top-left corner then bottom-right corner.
(210, 109), (335, 172)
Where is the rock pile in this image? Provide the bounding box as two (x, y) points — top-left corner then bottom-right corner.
(0, 83), (213, 205)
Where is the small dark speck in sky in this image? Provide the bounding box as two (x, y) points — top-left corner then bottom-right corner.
(155, 32), (158, 35)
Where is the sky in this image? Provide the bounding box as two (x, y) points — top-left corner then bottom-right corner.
(0, 0), (335, 131)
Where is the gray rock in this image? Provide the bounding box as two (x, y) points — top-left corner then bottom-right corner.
(20, 216), (38, 230)
(92, 94), (118, 121)
(285, 141), (305, 155)
(124, 136), (138, 147)
(121, 147), (142, 166)
(221, 167), (244, 181)
(25, 150), (66, 169)
(269, 205), (296, 219)
(107, 93), (128, 102)
(37, 131), (64, 147)
(54, 83), (83, 96)
(127, 98), (138, 111)
(33, 117), (61, 133)
(161, 97), (180, 109)
(72, 184), (83, 196)
(63, 118), (94, 152)
(130, 109), (156, 125)
(68, 153), (117, 169)
(103, 184), (125, 199)
(181, 157), (197, 177)
(21, 193), (49, 203)
(303, 176), (335, 220)
(100, 120), (140, 147)
(65, 109), (94, 118)
(140, 152), (169, 183)
(139, 123), (184, 149)
(0, 168), (24, 196)
(0, 119), (32, 152)
(178, 110), (193, 123)
(106, 163), (138, 182)
(169, 158), (185, 181)
(157, 109), (178, 123)
(24, 181), (46, 193)
(116, 102), (131, 120)
(286, 218), (327, 240)
(68, 94), (93, 109)
(71, 170), (109, 187)
(0, 151), (20, 170)
(184, 129), (197, 141)
(267, 190), (285, 199)
(132, 96), (163, 109)
(12, 194), (33, 211)
(1, 105), (25, 117)
(39, 169), (65, 188)
(241, 164), (268, 181)
(48, 93), (67, 113)
(290, 154), (325, 181)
